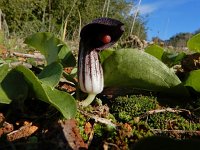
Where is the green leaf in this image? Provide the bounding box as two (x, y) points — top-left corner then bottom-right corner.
(184, 70), (200, 93)
(100, 49), (115, 63)
(15, 65), (47, 101)
(162, 52), (186, 67)
(0, 59), (5, 64)
(103, 49), (189, 96)
(0, 68), (28, 104)
(0, 86), (12, 104)
(42, 84), (77, 119)
(1, 70), (28, 101)
(58, 45), (76, 67)
(38, 62), (63, 88)
(63, 71), (77, 85)
(24, 32), (60, 64)
(187, 33), (200, 52)
(15, 65), (77, 119)
(70, 67), (77, 77)
(0, 64), (9, 82)
(24, 32), (76, 66)
(145, 44), (164, 60)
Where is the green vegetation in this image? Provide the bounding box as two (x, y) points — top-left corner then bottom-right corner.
(0, 32), (77, 119)
(0, 0), (147, 40)
(110, 95), (158, 122)
(166, 32), (193, 48)
(0, 29), (200, 149)
(1, 1), (200, 148)
(152, 30), (200, 49)
(76, 94), (200, 149)
(187, 33), (200, 52)
(102, 48), (189, 97)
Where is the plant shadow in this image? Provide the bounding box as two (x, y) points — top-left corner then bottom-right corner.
(132, 136), (200, 150)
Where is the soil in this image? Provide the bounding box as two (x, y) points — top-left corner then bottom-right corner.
(1, 47), (200, 150)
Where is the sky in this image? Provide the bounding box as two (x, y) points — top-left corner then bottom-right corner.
(131, 0), (200, 41)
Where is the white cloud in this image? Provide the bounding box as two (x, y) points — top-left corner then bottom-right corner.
(134, 0), (194, 15)
(138, 4), (158, 15)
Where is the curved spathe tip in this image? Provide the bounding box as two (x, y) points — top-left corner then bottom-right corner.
(80, 17), (124, 50)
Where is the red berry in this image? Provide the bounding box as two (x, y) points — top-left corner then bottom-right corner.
(101, 35), (111, 44)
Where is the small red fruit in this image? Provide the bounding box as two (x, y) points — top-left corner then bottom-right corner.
(101, 35), (111, 44)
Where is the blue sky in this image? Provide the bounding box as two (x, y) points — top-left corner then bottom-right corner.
(132, 0), (200, 40)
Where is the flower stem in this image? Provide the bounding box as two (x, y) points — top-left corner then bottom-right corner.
(79, 93), (97, 107)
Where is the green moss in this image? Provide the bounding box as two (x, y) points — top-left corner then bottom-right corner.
(130, 121), (153, 141)
(147, 112), (200, 130)
(108, 94), (200, 145)
(76, 95), (200, 148)
(118, 111), (132, 122)
(93, 123), (117, 138)
(110, 95), (158, 122)
(106, 113), (117, 123)
(75, 111), (89, 141)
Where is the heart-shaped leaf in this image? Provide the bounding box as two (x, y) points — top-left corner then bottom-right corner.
(58, 45), (76, 67)
(184, 69), (200, 93)
(187, 33), (200, 52)
(0, 85), (12, 104)
(24, 32), (76, 66)
(162, 52), (186, 67)
(102, 49), (189, 97)
(38, 62), (63, 88)
(0, 64), (9, 82)
(1, 70), (29, 101)
(0, 67), (28, 104)
(15, 65), (77, 119)
(145, 44), (164, 60)
(42, 84), (77, 119)
(100, 49), (115, 63)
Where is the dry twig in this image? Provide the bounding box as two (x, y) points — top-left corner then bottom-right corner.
(103, 142), (120, 150)
(79, 109), (116, 128)
(12, 52), (45, 60)
(87, 123), (95, 147)
(140, 108), (191, 119)
(151, 129), (200, 136)
(8, 62), (32, 68)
